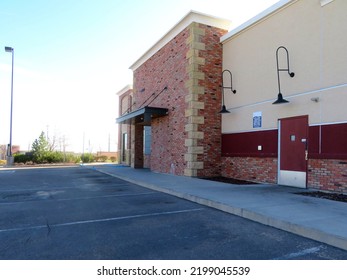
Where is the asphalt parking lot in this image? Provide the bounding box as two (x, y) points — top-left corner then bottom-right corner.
(0, 166), (346, 260)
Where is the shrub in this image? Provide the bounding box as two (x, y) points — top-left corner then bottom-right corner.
(14, 153), (34, 163)
(15, 151), (80, 164)
(65, 153), (81, 163)
(96, 155), (108, 162)
(81, 153), (95, 163)
(45, 151), (64, 163)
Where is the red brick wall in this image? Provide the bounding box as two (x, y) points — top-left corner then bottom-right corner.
(132, 23), (228, 176)
(308, 159), (347, 194)
(221, 156), (347, 194)
(133, 27), (190, 174)
(221, 157), (278, 184)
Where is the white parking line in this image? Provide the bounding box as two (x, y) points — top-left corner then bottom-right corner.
(0, 183), (134, 193)
(53, 191), (158, 202)
(0, 170), (15, 174)
(0, 208), (205, 233)
(273, 246), (325, 259)
(0, 187), (72, 192)
(0, 191), (157, 205)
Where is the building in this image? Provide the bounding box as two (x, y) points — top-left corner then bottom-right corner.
(116, 85), (133, 166)
(117, 0), (347, 194)
(0, 144), (20, 160)
(220, 0), (347, 193)
(117, 11), (231, 177)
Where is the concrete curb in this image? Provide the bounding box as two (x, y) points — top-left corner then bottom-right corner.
(95, 168), (347, 251)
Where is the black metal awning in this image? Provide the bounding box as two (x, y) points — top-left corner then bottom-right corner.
(116, 106), (168, 125)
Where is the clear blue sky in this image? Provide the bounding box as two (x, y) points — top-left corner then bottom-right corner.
(0, 0), (278, 153)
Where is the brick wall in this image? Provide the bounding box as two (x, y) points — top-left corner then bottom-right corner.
(133, 23), (228, 176)
(221, 156), (278, 184)
(308, 159), (347, 194)
(133, 26), (189, 174)
(221, 156), (347, 194)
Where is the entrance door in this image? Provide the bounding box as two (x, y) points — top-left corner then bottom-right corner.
(278, 115), (308, 188)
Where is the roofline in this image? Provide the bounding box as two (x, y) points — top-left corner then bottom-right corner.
(220, 0), (298, 43)
(115, 84), (133, 96)
(129, 10), (232, 71)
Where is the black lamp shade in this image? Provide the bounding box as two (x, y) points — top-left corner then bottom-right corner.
(273, 93), (289, 104)
(219, 105), (231, 114)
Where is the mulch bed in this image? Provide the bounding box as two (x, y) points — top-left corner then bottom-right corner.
(199, 176), (258, 185)
(295, 191), (347, 203)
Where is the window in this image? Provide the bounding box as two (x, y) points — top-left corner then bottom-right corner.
(122, 133), (128, 161)
(143, 126), (151, 155)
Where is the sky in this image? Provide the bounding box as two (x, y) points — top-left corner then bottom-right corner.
(0, 0), (279, 153)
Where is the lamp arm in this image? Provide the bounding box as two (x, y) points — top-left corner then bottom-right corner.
(222, 69), (236, 93)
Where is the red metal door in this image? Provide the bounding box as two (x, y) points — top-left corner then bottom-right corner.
(279, 116), (308, 188)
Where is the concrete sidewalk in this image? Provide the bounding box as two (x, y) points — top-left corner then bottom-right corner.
(87, 164), (347, 251)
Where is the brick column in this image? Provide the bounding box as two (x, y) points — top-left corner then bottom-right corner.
(131, 124), (144, 168)
(184, 23), (206, 177)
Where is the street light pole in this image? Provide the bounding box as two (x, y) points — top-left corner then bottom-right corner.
(5, 46), (14, 166)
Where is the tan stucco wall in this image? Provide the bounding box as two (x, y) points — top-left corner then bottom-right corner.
(221, 0), (347, 133)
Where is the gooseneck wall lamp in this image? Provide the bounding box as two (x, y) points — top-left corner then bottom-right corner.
(5, 46), (14, 166)
(220, 69), (236, 114)
(273, 46), (295, 104)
